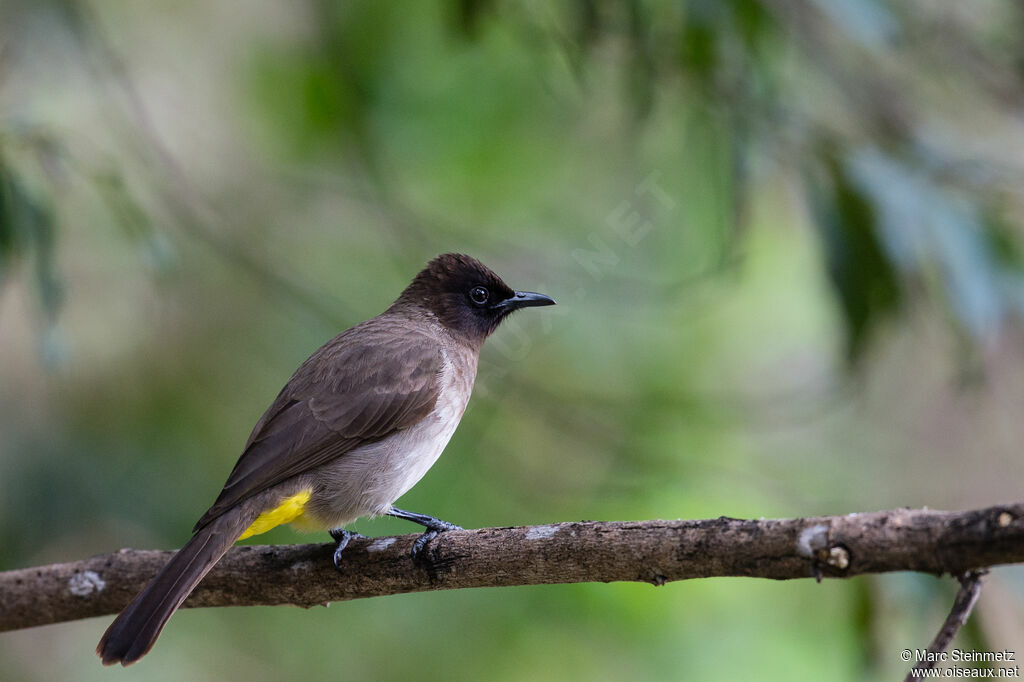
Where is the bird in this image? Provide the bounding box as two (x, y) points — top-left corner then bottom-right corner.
(96, 253), (555, 666)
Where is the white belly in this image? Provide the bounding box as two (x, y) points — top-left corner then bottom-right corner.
(300, 348), (474, 529)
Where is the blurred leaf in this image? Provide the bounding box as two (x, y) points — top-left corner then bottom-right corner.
(573, 0), (602, 49)
(805, 150), (901, 362)
(248, 52), (352, 158)
(808, 0), (899, 49)
(247, 1), (401, 166)
(0, 159), (62, 315)
(0, 156), (67, 365)
(450, 0), (495, 39)
(626, 0), (655, 121)
(93, 171), (176, 273)
(731, 0), (773, 53)
(849, 149), (1005, 340)
(27, 187), (60, 316)
(986, 211), (1024, 321)
(985, 210), (1024, 271)
(679, 0), (720, 81)
(0, 159), (26, 283)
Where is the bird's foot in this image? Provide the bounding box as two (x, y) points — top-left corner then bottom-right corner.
(385, 507), (462, 561)
(410, 520), (463, 561)
(329, 528), (366, 569)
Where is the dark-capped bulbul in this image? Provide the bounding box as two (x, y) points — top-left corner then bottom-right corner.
(97, 253), (555, 665)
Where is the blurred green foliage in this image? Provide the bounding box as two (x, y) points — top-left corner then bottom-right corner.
(2, 1), (1024, 680)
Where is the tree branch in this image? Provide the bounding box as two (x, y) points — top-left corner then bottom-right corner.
(2, 503), (1022, 632)
(903, 570), (987, 682)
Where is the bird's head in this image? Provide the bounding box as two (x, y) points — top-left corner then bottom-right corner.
(395, 253), (555, 345)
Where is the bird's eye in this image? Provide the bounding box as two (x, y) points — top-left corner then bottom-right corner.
(469, 286), (490, 305)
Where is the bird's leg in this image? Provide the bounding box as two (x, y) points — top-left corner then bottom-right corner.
(328, 528), (365, 569)
(386, 507), (463, 560)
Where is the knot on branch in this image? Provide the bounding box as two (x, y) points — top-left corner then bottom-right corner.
(796, 522), (852, 581)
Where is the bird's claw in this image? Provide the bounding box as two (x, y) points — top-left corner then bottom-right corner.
(410, 521), (462, 561)
(329, 529), (365, 569)
(384, 507), (462, 562)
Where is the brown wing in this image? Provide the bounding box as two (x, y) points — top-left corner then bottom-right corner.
(193, 320), (443, 531)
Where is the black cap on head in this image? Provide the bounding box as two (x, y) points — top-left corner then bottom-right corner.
(396, 253), (555, 343)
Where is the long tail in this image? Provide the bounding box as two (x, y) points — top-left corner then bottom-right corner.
(96, 507), (254, 666)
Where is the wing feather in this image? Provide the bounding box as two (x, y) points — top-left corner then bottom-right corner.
(194, 322), (443, 531)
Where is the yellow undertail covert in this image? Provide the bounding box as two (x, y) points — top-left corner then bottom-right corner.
(237, 490), (312, 540)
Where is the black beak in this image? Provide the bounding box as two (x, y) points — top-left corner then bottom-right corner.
(495, 291), (556, 311)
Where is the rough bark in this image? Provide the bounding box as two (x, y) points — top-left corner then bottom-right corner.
(2, 503), (1022, 632)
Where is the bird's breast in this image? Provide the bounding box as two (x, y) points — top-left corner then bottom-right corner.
(383, 346), (475, 499)
(302, 343), (477, 527)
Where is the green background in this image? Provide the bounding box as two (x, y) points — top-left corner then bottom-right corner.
(2, 1), (1023, 680)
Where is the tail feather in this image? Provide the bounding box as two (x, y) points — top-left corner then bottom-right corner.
(97, 509), (253, 666)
